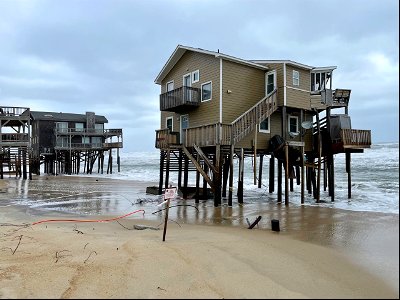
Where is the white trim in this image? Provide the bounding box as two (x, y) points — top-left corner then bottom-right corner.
(288, 115), (299, 133)
(286, 86), (310, 93)
(166, 116), (173, 131)
(192, 70), (200, 83)
(182, 73), (191, 86)
(292, 70), (300, 86)
(180, 114), (189, 144)
(283, 63), (287, 106)
(265, 70), (276, 95)
(166, 80), (174, 92)
(155, 44), (268, 84)
(219, 58), (222, 123)
(251, 59), (313, 70)
(312, 66), (337, 72)
(259, 117), (270, 133)
(201, 81), (212, 102)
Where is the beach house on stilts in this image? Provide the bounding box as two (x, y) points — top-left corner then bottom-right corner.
(29, 111), (123, 176)
(154, 45), (371, 206)
(0, 106), (31, 179)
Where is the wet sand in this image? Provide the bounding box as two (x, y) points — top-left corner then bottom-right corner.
(0, 176), (399, 298)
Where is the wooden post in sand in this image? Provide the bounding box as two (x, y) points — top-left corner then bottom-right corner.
(346, 151), (351, 199)
(162, 187), (176, 242)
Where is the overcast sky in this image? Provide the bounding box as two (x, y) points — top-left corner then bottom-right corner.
(0, 0), (398, 152)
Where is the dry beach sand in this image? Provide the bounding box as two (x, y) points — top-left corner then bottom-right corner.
(0, 177), (398, 299)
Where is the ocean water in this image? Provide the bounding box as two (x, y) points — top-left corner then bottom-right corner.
(88, 142), (399, 215)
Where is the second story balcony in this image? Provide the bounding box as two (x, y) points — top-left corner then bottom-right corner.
(160, 86), (201, 113)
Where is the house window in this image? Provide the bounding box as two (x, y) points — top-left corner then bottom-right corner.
(82, 137), (90, 144)
(92, 137), (102, 147)
(75, 123), (84, 132)
(95, 123), (104, 133)
(166, 80), (174, 92)
(192, 70), (199, 83)
(56, 122), (68, 133)
(166, 116), (173, 131)
(293, 70), (300, 86)
(259, 117), (270, 133)
(311, 72), (331, 91)
(57, 136), (69, 147)
(288, 116), (299, 134)
(201, 81), (212, 102)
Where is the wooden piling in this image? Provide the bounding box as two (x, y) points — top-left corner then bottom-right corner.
(284, 143), (289, 206)
(165, 149), (170, 190)
(183, 154), (189, 199)
(258, 154), (263, 188)
(237, 148), (244, 204)
(346, 151), (351, 199)
(222, 155), (229, 198)
(269, 156), (274, 193)
(158, 151), (164, 195)
(228, 145), (234, 206)
(277, 160), (282, 203)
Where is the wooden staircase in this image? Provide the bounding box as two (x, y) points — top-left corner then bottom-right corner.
(231, 89), (278, 144)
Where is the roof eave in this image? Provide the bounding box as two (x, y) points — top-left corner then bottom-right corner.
(155, 45), (268, 85)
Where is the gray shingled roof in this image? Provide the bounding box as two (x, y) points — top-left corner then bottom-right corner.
(30, 111), (108, 123)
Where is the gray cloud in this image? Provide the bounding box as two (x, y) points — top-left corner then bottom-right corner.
(0, 0), (398, 151)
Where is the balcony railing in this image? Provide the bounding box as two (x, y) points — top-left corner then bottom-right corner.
(155, 129), (179, 149)
(0, 106), (30, 117)
(340, 129), (371, 148)
(0, 133), (30, 146)
(184, 123), (232, 147)
(160, 86), (201, 112)
(55, 128), (123, 136)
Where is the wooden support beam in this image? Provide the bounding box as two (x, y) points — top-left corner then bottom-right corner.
(258, 154), (263, 188)
(238, 148), (244, 204)
(222, 155), (229, 198)
(301, 147), (305, 204)
(182, 146), (214, 190)
(202, 164), (208, 200)
(278, 160), (282, 203)
(253, 125), (258, 186)
(178, 149), (182, 189)
(284, 143), (289, 206)
(346, 151), (351, 199)
(183, 155), (189, 199)
(195, 153), (200, 204)
(214, 144), (221, 207)
(228, 145), (234, 206)
(165, 149), (170, 190)
(269, 156), (274, 193)
(193, 144), (216, 174)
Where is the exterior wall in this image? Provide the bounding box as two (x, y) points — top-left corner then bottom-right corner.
(160, 51), (220, 134)
(258, 63), (285, 106)
(221, 60), (266, 124)
(236, 112), (282, 150)
(285, 65), (312, 110)
(38, 120), (56, 152)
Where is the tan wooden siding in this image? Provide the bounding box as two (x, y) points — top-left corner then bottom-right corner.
(286, 89), (312, 110)
(160, 111), (177, 131)
(257, 63), (285, 106)
(222, 60), (266, 124)
(236, 113), (282, 150)
(286, 65), (310, 91)
(160, 51), (220, 132)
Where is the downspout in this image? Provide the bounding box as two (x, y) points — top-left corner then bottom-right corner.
(219, 57), (223, 144)
(283, 62), (287, 106)
(283, 63), (287, 139)
(219, 57), (223, 124)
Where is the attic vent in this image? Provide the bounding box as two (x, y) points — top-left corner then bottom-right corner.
(44, 114), (53, 117)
